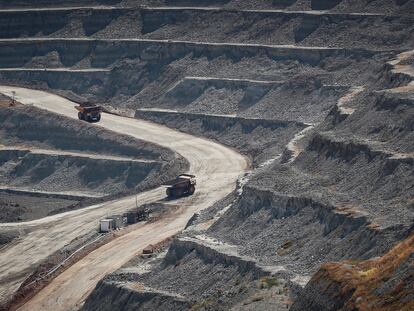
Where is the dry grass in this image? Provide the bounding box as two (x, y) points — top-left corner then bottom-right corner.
(321, 233), (414, 311)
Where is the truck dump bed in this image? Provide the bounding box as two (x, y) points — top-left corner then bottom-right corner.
(75, 102), (102, 123)
(75, 103), (102, 113)
(163, 174), (196, 186)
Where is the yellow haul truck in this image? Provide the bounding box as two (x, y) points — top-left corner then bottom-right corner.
(164, 174), (196, 198)
(75, 102), (102, 123)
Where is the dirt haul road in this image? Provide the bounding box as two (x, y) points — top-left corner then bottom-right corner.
(0, 86), (248, 310)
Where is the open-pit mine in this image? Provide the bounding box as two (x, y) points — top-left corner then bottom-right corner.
(0, 1), (413, 311)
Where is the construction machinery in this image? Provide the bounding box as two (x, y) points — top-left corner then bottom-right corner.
(164, 174), (196, 198)
(75, 102), (102, 123)
(126, 207), (150, 224)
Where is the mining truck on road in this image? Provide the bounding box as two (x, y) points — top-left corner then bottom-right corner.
(165, 174), (196, 198)
(75, 102), (102, 123)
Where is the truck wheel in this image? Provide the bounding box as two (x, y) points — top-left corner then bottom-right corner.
(96, 114), (101, 122)
(188, 185), (195, 195)
(78, 112), (84, 120)
(166, 188), (173, 197)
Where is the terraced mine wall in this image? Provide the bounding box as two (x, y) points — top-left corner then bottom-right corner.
(209, 0), (411, 12)
(0, 149), (161, 196)
(132, 75), (347, 124)
(0, 8), (137, 39)
(0, 105), (165, 160)
(208, 184), (407, 275)
(166, 0), (414, 13)
(163, 238), (272, 279)
(159, 77), (281, 113)
(135, 109), (306, 164)
(83, 236), (289, 311)
(323, 91), (414, 154)
(1, 0), (412, 14)
(1, 8), (413, 50)
(139, 8), (414, 49)
(0, 0), (123, 9)
(0, 105), (188, 221)
(83, 41), (412, 311)
(252, 132), (414, 226)
(0, 70), (110, 99)
(0, 38), (384, 105)
(0, 38), (398, 107)
(0, 39), (386, 69)
(0, 68), (349, 123)
(0, 1), (412, 309)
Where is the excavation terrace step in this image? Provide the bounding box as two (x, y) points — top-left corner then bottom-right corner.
(177, 76), (284, 86)
(0, 38), (397, 69)
(0, 0), (123, 9)
(1, 0), (413, 14)
(82, 280), (192, 310)
(314, 131), (414, 162)
(135, 108), (306, 129)
(0, 69), (111, 98)
(0, 6), (399, 16)
(158, 77), (349, 123)
(0, 146), (157, 163)
(0, 68), (109, 72)
(175, 235), (299, 280)
(208, 184), (412, 287)
(0, 187), (102, 200)
(141, 6), (391, 16)
(234, 186), (375, 234)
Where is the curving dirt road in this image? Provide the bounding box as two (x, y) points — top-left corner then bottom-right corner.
(0, 86), (248, 310)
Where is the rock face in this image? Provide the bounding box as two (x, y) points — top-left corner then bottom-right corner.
(292, 232), (414, 311)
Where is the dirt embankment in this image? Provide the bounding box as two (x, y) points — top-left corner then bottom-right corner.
(0, 192), (78, 223)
